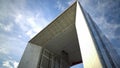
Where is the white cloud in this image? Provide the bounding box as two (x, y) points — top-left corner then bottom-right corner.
(10, 1), (50, 38)
(67, 0), (75, 6)
(18, 35), (22, 38)
(2, 60), (19, 68)
(0, 0), (49, 39)
(26, 17), (42, 33)
(93, 14), (119, 40)
(0, 0), (26, 20)
(15, 13), (23, 23)
(0, 48), (9, 54)
(26, 30), (35, 38)
(14, 11), (49, 38)
(0, 33), (27, 59)
(2, 60), (13, 68)
(13, 61), (19, 68)
(4, 23), (14, 32)
(27, 17), (35, 25)
(0, 23), (13, 32)
(0, 0), (26, 33)
(56, 1), (65, 11)
(8, 56), (12, 60)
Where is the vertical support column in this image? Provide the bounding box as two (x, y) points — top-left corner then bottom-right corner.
(18, 43), (42, 68)
(75, 2), (103, 68)
(60, 50), (69, 68)
(40, 49), (52, 68)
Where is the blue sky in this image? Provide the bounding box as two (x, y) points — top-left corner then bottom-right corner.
(0, 0), (120, 68)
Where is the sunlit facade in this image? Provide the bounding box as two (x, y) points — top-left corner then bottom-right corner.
(18, 1), (120, 68)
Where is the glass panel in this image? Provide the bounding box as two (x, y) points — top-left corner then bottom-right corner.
(41, 56), (49, 68)
(54, 56), (60, 68)
(43, 49), (50, 58)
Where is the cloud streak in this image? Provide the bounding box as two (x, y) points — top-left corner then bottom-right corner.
(55, 0), (74, 11)
(2, 60), (19, 68)
(2, 60), (13, 68)
(0, 23), (14, 32)
(56, 0), (66, 11)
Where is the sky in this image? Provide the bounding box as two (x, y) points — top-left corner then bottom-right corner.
(0, 0), (120, 68)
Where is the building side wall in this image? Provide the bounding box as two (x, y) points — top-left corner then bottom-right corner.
(18, 43), (42, 68)
(75, 2), (103, 68)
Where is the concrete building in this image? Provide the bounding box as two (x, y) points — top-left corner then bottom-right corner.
(18, 1), (120, 68)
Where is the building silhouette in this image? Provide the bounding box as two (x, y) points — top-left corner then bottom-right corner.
(18, 1), (120, 68)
